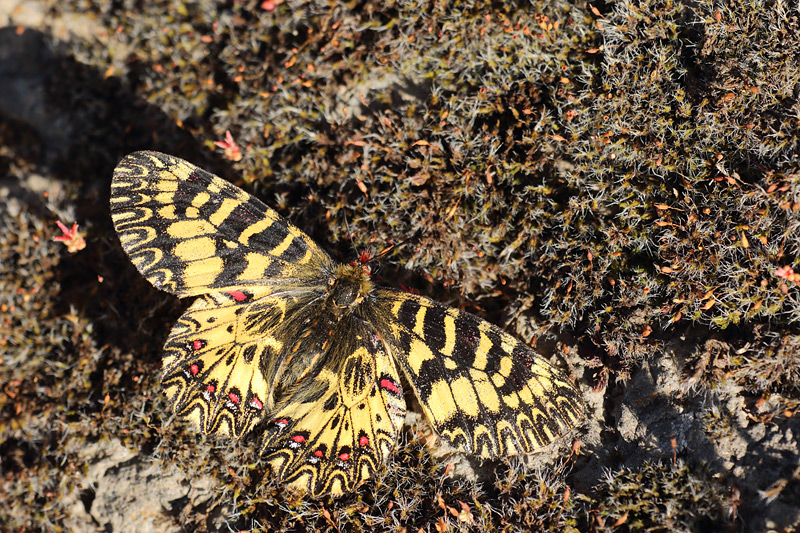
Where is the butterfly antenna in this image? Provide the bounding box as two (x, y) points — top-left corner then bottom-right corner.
(366, 232), (422, 279)
(374, 231), (420, 260)
(340, 212), (362, 262)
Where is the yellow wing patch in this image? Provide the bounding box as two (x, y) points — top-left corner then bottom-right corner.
(161, 288), (293, 437)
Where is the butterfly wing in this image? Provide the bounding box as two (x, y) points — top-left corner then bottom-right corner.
(110, 151), (333, 298)
(110, 151), (335, 438)
(160, 285), (330, 437)
(260, 318), (406, 497)
(376, 289), (583, 457)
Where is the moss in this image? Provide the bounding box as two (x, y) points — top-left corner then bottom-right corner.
(3, 0), (800, 529)
(578, 461), (735, 532)
(0, 208), (100, 530)
(687, 326), (800, 396)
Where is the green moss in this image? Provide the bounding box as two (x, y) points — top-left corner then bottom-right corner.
(686, 326), (800, 398)
(0, 208), (86, 530)
(578, 461), (734, 532)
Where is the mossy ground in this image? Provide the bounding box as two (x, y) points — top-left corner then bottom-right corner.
(1, 0), (799, 531)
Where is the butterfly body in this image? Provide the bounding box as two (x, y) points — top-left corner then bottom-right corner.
(111, 151), (584, 497)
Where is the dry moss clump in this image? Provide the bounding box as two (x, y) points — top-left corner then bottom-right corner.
(578, 460), (735, 532)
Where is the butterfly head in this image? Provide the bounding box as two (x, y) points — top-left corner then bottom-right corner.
(327, 263), (373, 317)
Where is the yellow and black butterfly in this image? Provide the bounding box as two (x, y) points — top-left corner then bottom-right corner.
(110, 151), (584, 497)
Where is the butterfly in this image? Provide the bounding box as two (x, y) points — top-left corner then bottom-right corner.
(110, 150), (584, 497)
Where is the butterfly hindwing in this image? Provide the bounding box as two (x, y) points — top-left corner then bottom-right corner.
(260, 321), (406, 497)
(161, 285), (328, 437)
(376, 289), (584, 457)
(110, 151), (332, 297)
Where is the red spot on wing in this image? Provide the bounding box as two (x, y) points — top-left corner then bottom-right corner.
(291, 435), (306, 444)
(227, 290), (247, 301)
(359, 435), (369, 447)
(206, 384), (215, 394)
(191, 340), (205, 350)
(273, 418), (288, 427)
(190, 364), (200, 375)
(313, 449), (324, 458)
(250, 396), (263, 410)
(338, 452), (350, 461)
(380, 378), (400, 394)
(228, 392), (240, 404)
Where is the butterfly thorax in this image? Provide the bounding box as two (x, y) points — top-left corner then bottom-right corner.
(325, 263), (373, 319)
(266, 263), (374, 408)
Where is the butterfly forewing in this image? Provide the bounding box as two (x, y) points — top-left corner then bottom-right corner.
(110, 151), (333, 297)
(375, 289), (584, 457)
